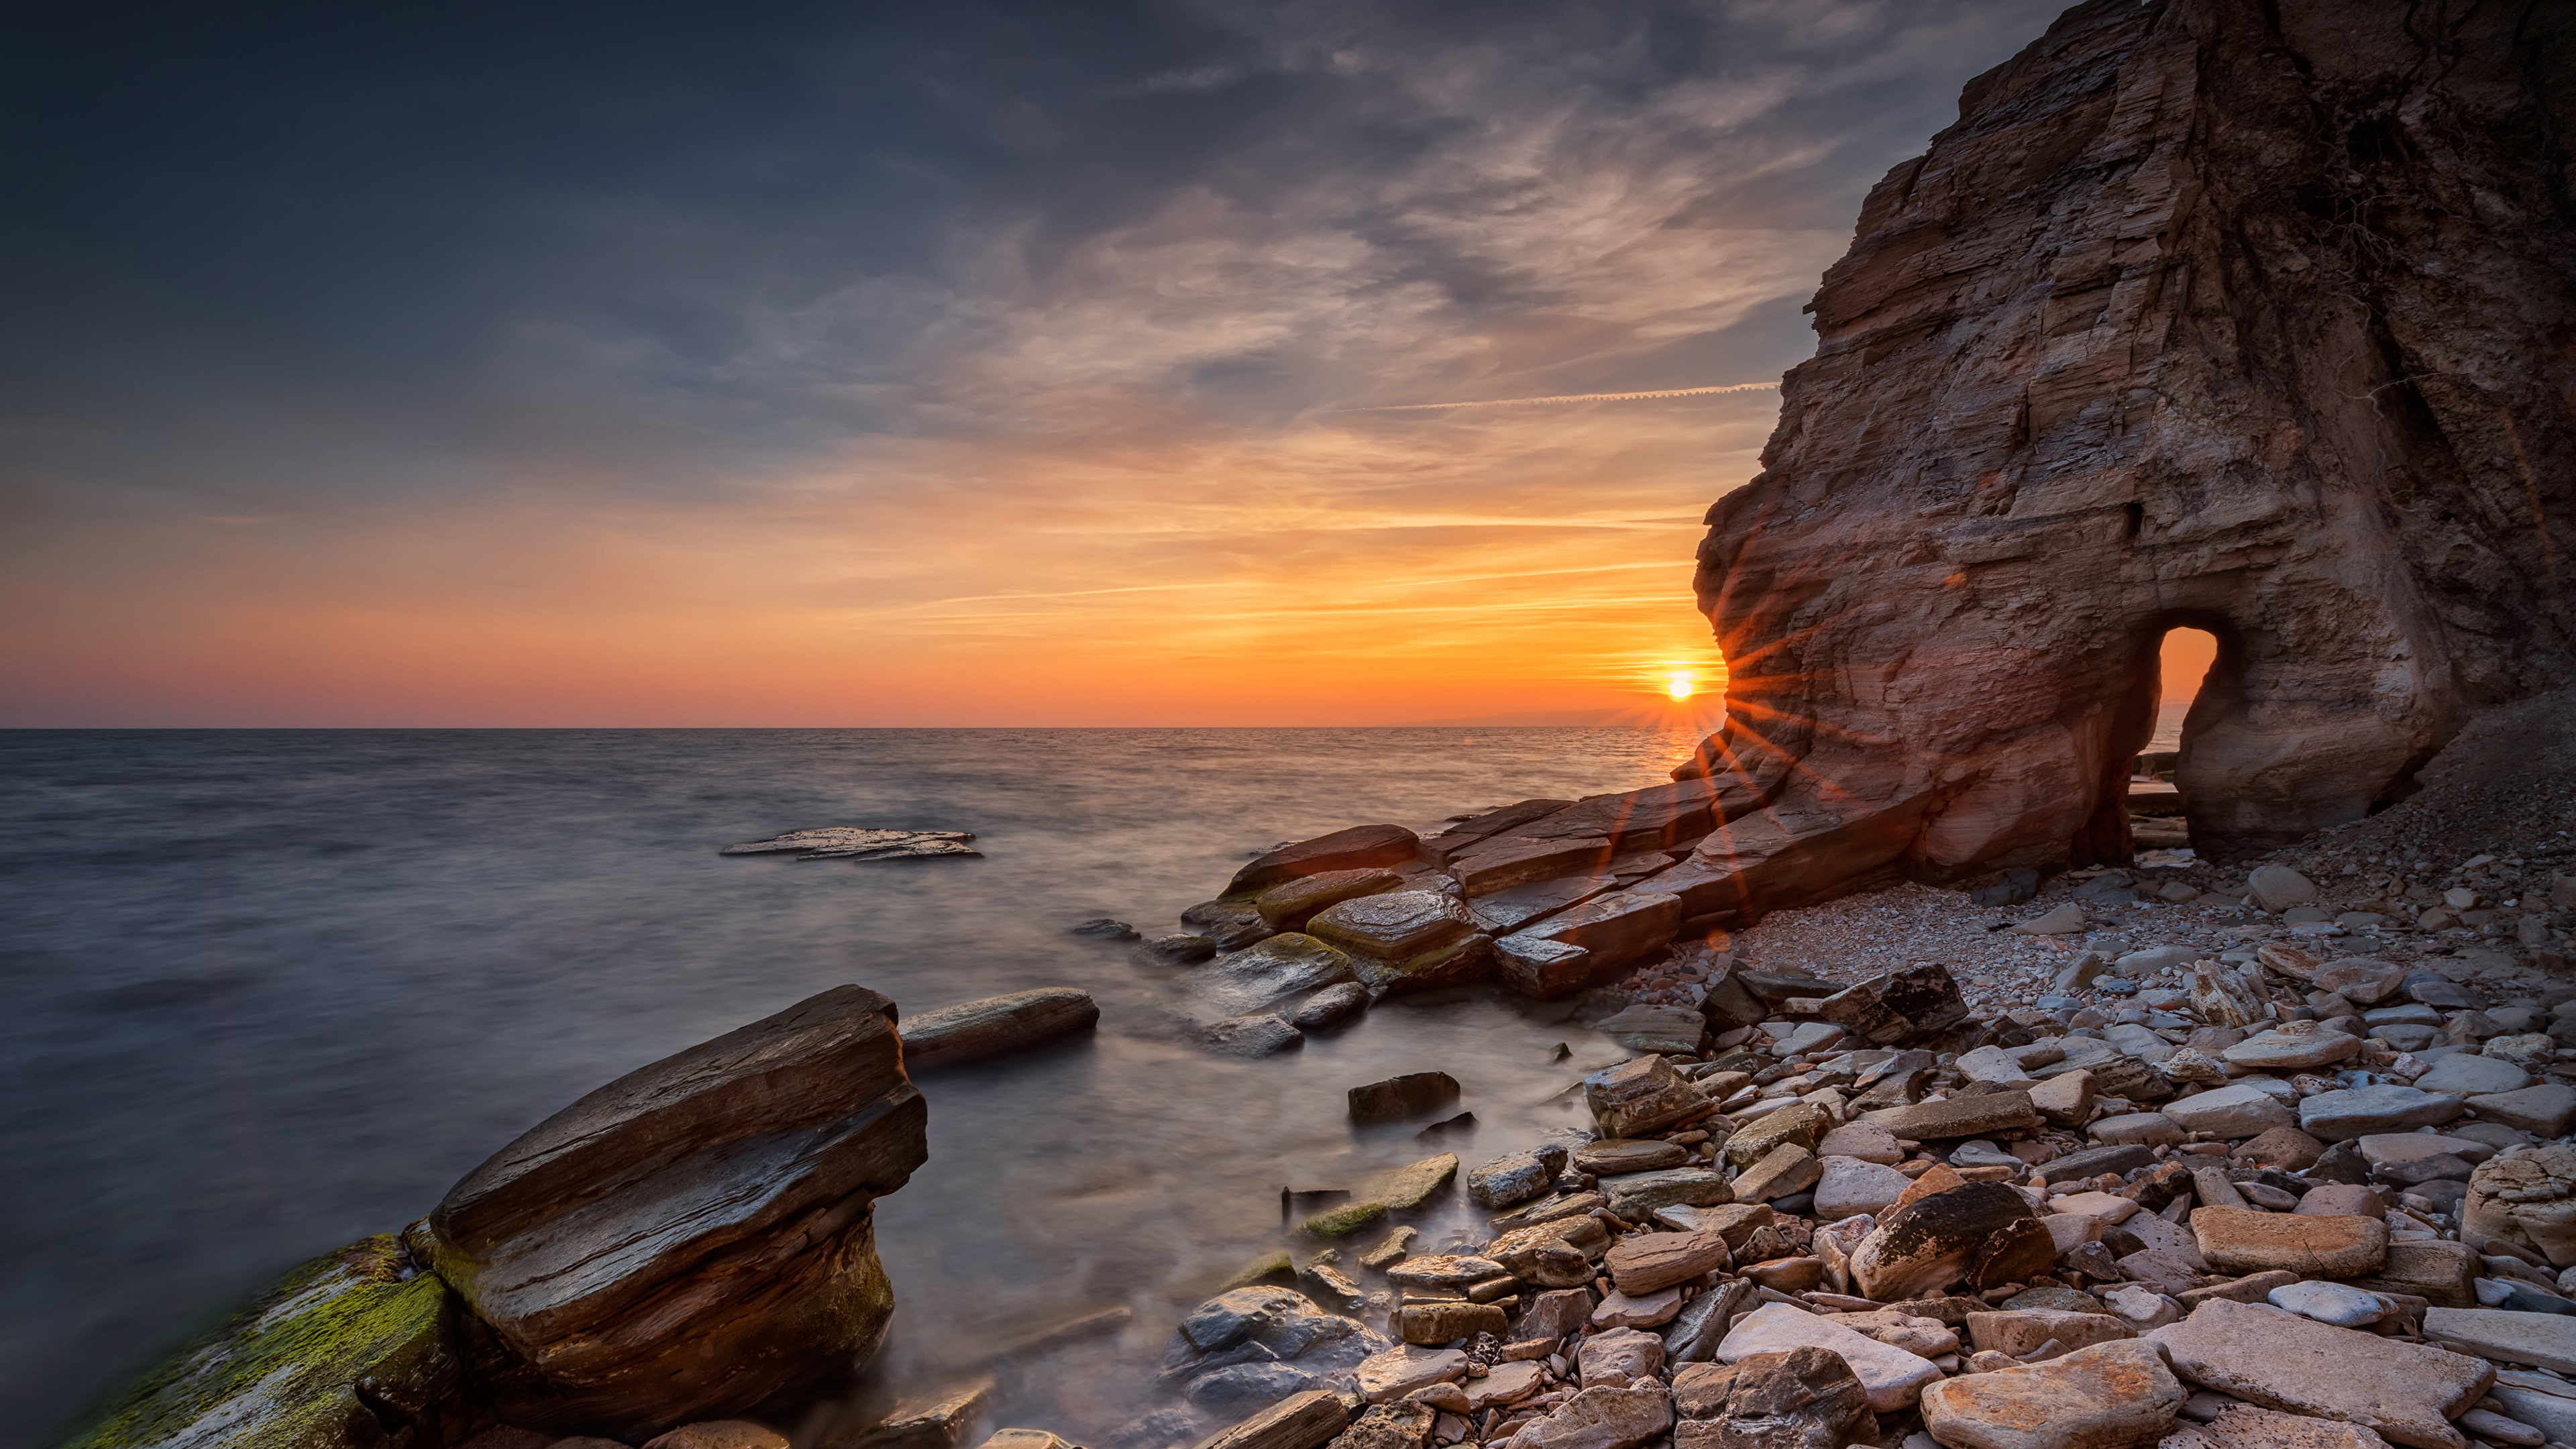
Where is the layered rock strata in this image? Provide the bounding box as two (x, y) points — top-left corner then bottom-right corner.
(429, 985), (928, 1436)
(1682, 0), (2576, 869)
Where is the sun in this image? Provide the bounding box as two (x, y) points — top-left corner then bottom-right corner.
(1665, 672), (1695, 700)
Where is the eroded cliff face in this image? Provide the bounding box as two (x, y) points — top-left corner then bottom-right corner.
(1686, 0), (2576, 867)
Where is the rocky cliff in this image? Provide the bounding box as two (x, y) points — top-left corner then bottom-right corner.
(1685, 0), (2576, 869)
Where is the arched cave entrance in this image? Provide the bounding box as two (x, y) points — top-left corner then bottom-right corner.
(2080, 614), (2242, 864)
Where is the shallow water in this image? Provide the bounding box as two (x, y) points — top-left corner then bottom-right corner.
(0, 727), (1708, 1446)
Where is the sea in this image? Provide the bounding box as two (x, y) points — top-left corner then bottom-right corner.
(0, 726), (1718, 1447)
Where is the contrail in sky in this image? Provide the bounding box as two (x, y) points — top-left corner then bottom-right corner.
(1330, 380), (1778, 413)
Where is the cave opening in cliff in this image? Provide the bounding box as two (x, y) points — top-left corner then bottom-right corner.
(2124, 624), (2223, 855)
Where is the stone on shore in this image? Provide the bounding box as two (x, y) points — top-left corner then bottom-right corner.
(1603, 1169), (1734, 1220)
(647, 1423), (792, 1449)
(2420, 1307), (2576, 1374)
(1203, 1013), (1304, 1057)
(1692, 1346), (1872, 1449)
(1860, 1091), (2039, 1142)
(2466, 1084), (2576, 1138)
(2148, 1299), (2493, 1449)
(1716, 1303), (1943, 1413)
(1847, 1182), (2047, 1301)
(1578, 1139), (1690, 1175)
(2161, 1404), (2398, 1449)
(902, 987), (1100, 1070)
(1919, 1339), (2183, 1449)
(1195, 1389), (1351, 1449)
(1587, 1056), (1713, 1138)
(428, 985), (927, 1436)
(1813, 1157), (1910, 1219)
(2165, 1085), (2297, 1138)
(1606, 1230), (1733, 1295)
(1189, 936), (1358, 1016)
(1257, 870), (1407, 931)
(2190, 1208), (2387, 1278)
(1469, 1144), (1572, 1210)
(1502, 890), (1686, 986)
(1580, 1326), (1668, 1386)
(2463, 1142), (2576, 1267)
(1291, 983), (1369, 1031)
(1308, 892), (1493, 993)
(1230, 826), (1421, 895)
(1356, 1347), (1468, 1404)
(2297, 1085), (2465, 1141)
(1503, 1383), (1672, 1449)
(720, 827), (977, 861)
(1962, 1309), (2137, 1360)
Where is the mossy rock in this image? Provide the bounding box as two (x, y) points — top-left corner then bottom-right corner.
(60, 1235), (458, 1449)
(1301, 1201), (1388, 1239)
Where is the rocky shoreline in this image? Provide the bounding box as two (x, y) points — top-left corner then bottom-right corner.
(59, 729), (2576, 1449)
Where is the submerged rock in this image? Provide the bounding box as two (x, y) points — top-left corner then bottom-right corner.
(57, 1234), (460, 1449)
(902, 987), (1099, 1071)
(720, 827), (978, 861)
(428, 984), (926, 1436)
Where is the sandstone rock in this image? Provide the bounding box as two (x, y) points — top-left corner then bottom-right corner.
(2423, 1307), (2576, 1374)
(2312, 961), (2406, 1006)
(1813, 1157), (1911, 1219)
(1349, 1073), (1461, 1126)
(1849, 1181), (2047, 1305)
(1677, 0), (2576, 873)
(2087, 1112), (2184, 1148)
(1695, 1346), (1872, 1449)
(2165, 1085), (2296, 1138)
(1503, 1384), (1672, 1449)
(1815, 963), (1970, 1045)
(1292, 983), (1368, 1031)
(1606, 1230), (1732, 1295)
(903, 988), (1103, 1070)
(1716, 1303), (1942, 1413)
(1579, 1327), (1668, 1387)
(1596, 1006), (1707, 1056)
(54, 1234), (460, 1449)
(2190, 1208), (2386, 1278)
(2161, 1403), (2394, 1449)
(1398, 1301), (1507, 1347)
(721, 828), (977, 862)
(2013, 906), (2088, 936)
(1465, 1362), (1546, 1413)
(2293, 1184), (2385, 1220)
(1258, 870), (1408, 932)
(1816, 1122), (1903, 1165)
(2247, 867), (2319, 916)
(1919, 1339), (2183, 1449)
(1731, 1145), (1821, 1205)
(2029, 1071), (2097, 1128)
(857, 1381), (998, 1449)
(1592, 1287), (1684, 1330)
(1204, 1014), (1304, 1057)
(2467, 1085), (2576, 1138)
(1647, 792), (1939, 926)
(1191, 936), (1359, 1018)
(1725, 1102), (1829, 1167)
(2149, 1299), (2493, 1449)
(428, 985), (925, 1436)
(1232, 827), (1421, 895)
(1862, 1091), (2039, 1142)
(1355, 1347), (1468, 1405)
(1321, 1404), (1436, 1449)
(2343, 1239), (2479, 1310)
(2412, 1054), (2534, 1097)
(2465, 1142), (2576, 1268)
(1516, 1288), (1597, 1342)
(1588, 1057), (1714, 1139)
(1309, 893), (1491, 994)
(2264, 1281), (2386, 1328)
(2232, 1127), (2325, 1171)
(1499, 891), (1684, 985)
(1665, 1279), (1759, 1365)
(1468, 873), (1621, 936)
(1195, 1390), (1351, 1449)
(1576, 1139), (1690, 1175)
(1964, 1308), (2136, 1360)
(2221, 1022), (2362, 1073)
(1469, 1145), (1572, 1210)
(1148, 934), (1224, 966)
(2298, 1086), (2465, 1142)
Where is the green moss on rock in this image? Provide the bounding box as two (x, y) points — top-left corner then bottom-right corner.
(60, 1235), (458, 1449)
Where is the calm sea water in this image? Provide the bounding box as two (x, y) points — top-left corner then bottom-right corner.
(0, 727), (1710, 1446)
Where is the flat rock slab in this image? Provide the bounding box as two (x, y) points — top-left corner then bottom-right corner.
(1862, 1090), (2039, 1141)
(2149, 1299), (2493, 1449)
(721, 827), (979, 860)
(2163, 1404), (2398, 1449)
(1576, 1139), (1690, 1175)
(2165, 1084), (2296, 1136)
(2422, 1307), (2576, 1374)
(1605, 1230), (1732, 1295)
(903, 988), (1099, 1071)
(2412, 1055), (2534, 1097)
(2190, 1207), (2387, 1277)
(1503, 1383), (1672, 1449)
(1230, 825), (1421, 895)
(1919, 1338), (2182, 1449)
(2298, 1085), (2465, 1141)
(2222, 1024), (2362, 1071)
(1715, 1302), (1942, 1412)
(1354, 1346), (1468, 1404)
(1193, 1389), (1348, 1449)
(2467, 1083), (2576, 1137)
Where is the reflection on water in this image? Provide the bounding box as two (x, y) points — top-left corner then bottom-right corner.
(0, 727), (1703, 1446)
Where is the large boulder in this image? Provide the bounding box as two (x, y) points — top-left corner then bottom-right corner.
(429, 985), (928, 1436)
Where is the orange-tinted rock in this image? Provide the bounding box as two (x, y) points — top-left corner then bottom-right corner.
(1679, 0), (2576, 869)
(1230, 825), (1421, 895)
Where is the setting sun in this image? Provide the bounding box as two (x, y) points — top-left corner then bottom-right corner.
(1666, 672), (1695, 700)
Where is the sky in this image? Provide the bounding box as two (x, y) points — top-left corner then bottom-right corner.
(1, 0), (2079, 727)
